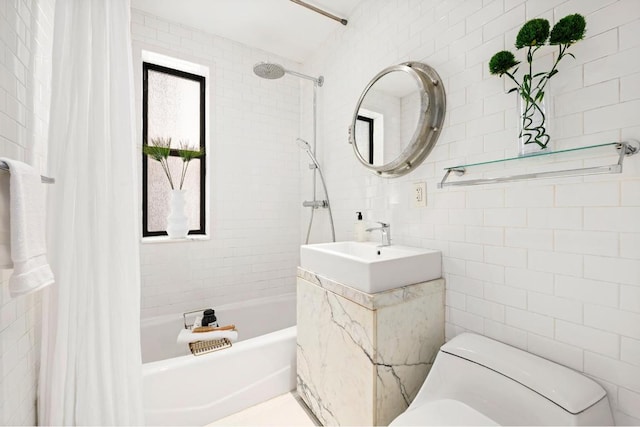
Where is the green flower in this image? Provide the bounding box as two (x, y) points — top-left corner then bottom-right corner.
(489, 51), (519, 76)
(177, 140), (204, 163)
(143, 137), (172, 161)
(550, 14), (586, 45)
(143, 137), (204, 190)
(176, 140), (204, 189)
(488, 13), (587, 151)
(515, 18), (550, 48)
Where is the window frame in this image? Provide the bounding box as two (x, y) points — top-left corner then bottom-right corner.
(357, 115), (375, 164)
(142, 61), (207, 237)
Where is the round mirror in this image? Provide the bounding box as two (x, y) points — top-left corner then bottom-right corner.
(349, 62), (446, 177)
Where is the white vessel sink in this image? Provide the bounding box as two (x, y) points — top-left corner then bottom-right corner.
(300, 241), (441, 294)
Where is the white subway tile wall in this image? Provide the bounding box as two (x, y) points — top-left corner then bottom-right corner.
(2, 0), (635, 424)
(130, 9), (302, 319)
(0, 0), (54, 424)
(303, 0), (640, 423)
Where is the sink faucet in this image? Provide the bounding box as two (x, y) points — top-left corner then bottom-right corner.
(366, 221), (391, 246)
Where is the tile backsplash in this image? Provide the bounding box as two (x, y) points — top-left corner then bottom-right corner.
(304, 0), (640, 424)
(131, 9), (303, 319)
(0, 0), (54, 424)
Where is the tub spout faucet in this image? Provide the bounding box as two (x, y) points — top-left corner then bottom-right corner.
(366, 221), (391, 246)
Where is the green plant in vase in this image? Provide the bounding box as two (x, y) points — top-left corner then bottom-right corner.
(489, 14), (586, 153)
(143, 137), (204, 238)
(143, 137), (204, 189)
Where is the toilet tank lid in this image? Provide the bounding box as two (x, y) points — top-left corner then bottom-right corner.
(441, 333), (607, 414)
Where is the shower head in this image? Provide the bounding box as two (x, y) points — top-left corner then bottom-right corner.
(297, 138), (320, 169)
(253, 62), (324, 86)
(296, 138), (311, 151)
(253, 62), (286, 80)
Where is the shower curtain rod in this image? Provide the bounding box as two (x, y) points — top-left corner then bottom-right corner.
(290, 0), (348, 25)
(0, 160), (55, 184)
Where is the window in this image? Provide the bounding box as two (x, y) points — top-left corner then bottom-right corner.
(356, 115), (374, 164)
(142, 62), (206, 237)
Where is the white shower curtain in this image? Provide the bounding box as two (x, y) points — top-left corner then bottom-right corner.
(38, 0), (143, 424)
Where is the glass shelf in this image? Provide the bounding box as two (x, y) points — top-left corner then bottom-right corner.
(438, 141), (638, 188)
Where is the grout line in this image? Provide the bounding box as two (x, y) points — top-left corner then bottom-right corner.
(291, 391), (322, 426)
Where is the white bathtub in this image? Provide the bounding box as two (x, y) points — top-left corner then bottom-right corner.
(141, 293), (297, 426)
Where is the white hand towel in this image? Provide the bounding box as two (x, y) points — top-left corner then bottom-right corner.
(176, 328), (238, 344)
(0, 159), (55, 297)
(0, 173), (11, 268)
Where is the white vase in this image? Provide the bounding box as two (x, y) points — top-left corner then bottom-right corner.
(518, 92), (551, 156)
(166, 189), (189, 239)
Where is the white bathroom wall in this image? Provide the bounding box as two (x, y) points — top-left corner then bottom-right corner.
(0, 0), (54, 424)
(130, 9), (302, 318)
(304, 0), (640, 424)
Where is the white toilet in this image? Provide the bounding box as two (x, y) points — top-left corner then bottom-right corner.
(390, 333), (614, 426)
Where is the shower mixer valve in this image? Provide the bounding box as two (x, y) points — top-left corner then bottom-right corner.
(303, 200), (328, 209)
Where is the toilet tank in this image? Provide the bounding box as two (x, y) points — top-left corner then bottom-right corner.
(412, 333), (613, 426)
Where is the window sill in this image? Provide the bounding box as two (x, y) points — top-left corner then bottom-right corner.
(141, 235), (210, 244)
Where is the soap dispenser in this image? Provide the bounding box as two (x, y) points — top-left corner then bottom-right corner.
(354, 211), (366, 242)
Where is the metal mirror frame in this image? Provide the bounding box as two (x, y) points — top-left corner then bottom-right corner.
(349, 62), (446, 178)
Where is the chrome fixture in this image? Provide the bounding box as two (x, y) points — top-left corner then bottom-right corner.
(289, 0), (348, 26)
(254, 60), (334, 244)
(302, 200), (328, 208)
(438, 140), (640, 188)
(253, 62), (324, 86)
(297, 138), (336, 242)
(0, 160), (55, 183)
(366, 221), (391, 246)
(349, 62), (446, 177)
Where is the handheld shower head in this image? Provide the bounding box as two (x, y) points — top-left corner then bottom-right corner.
(296, 138), (311, 151)
(297, 138), (320, 169)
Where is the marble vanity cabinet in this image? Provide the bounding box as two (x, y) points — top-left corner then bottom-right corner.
(296, 268), (445, 426)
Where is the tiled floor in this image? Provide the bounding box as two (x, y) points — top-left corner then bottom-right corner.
(208, 392), (319, 426)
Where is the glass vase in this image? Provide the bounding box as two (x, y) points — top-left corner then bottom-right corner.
(166, 189), (189, 238)
(518, 93), (551, 156)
